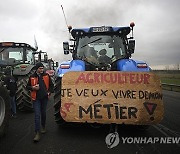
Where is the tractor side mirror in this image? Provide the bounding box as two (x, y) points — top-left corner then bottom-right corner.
(128, 40), (135, 54)
(56, 62), (59, 67)
(63, 42), (70, 55)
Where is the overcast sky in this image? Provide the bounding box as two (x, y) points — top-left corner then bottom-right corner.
(0, 0), (180, 69)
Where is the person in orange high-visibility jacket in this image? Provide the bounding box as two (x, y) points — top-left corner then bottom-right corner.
(26, 62), (54, 142)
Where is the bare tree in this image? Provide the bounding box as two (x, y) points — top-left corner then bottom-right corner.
(173, 63), (180, 70)
(165, 65), (169, 70)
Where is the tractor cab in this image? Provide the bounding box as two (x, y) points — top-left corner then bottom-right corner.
(63, 24), (135, 70)
(33, 50), (48, 63)
(0, 42), (36, 66)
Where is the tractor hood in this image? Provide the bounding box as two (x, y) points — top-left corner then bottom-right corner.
(13, 64), (35, 76)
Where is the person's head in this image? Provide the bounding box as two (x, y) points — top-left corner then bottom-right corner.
(99, 49), (107, 55)
(35, 62), (44, 74)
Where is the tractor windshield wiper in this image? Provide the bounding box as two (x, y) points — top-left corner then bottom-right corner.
(80, 38), (102, 48)
(0, 47), (10, 54)
(0, 48), (5, 53)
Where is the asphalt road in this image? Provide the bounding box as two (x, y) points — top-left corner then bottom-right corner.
(0, 90), (180, 154)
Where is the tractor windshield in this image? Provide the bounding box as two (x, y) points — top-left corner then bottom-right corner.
(0, 47), (34, 64)
(26, 49), (34, 64)
(0, 47), (23, 63)
(76, 35), (126, 66)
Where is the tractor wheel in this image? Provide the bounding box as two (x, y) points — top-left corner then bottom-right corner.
(0, 82), (10, 137)
(16, 71), (34, 111)
(54, 77), (66, 125)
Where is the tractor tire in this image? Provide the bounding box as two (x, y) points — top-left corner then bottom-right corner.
(16, 71), (34, 111)
(0, 82), (10, 137)
(54, 77), (66, 125)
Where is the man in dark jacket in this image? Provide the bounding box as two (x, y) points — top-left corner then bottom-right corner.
(26, 62), (54, 142)
(3, 67), (17, 117)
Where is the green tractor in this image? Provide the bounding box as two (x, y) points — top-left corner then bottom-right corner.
(0, 42), (56, 111)
(0, 42), (38, 111)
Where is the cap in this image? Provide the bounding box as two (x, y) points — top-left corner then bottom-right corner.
(35, 62), (44, 69)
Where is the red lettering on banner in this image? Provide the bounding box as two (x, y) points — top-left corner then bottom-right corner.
(136, 74), (143, 83)
(144, 74), (150, 84)
(118, 73), (124, 84)
(130, 73), (136, 84)
(110, 73), (117, 83)
(86, 73), (93, 83)
(64, 103), (74, 112)
(60, 108), (67, 118)
(101, 73), (104, 83)
(75, 73), (151, 84)
(75, 73), (86, 84)
(94, 73), (100, 83)
(104, 73), (110, 83)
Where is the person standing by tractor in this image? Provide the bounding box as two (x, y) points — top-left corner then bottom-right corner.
(26, 62), (54, 142)
(3, 67), (17, 118)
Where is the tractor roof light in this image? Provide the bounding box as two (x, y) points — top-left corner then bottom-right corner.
(137, 63), (148, 68)
(20, 65), (27, 71)
(1, 42), (14, 46)
(129, 22), (135, 39)
(130, 22), (135, 28)
(20, 65), (27, 68)
(60, 64), (70, 69)
(68, 25), (72, 32)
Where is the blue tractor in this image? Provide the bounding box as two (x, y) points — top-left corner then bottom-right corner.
(54, 23), (163, 127)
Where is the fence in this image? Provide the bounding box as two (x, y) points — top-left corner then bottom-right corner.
(162, 83), (180, 92)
